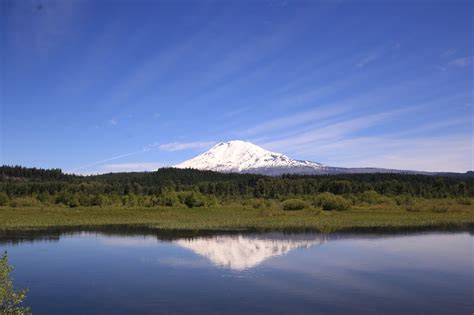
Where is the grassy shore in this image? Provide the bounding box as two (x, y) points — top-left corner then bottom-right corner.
(0, 204), (473, 233)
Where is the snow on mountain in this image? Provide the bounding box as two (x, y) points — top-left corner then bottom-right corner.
(175, 140), (324, 173)
(174, 140), (434, 176)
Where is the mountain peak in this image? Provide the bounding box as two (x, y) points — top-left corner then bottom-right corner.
(175, 140), (323, 174)
(173, 140), (437, 176)
(209, 140), (262, 152)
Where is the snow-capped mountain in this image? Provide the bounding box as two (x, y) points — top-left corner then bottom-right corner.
(174, 140), (433, 176)
(175, 140), (325, 174)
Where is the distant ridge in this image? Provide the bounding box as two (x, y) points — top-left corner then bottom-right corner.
(174, 140), (451, 176)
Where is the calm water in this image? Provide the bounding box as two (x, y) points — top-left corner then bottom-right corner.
(1, 229), (473, 314)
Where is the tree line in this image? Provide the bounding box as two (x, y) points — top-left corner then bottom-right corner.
(0, 165), (472, 208)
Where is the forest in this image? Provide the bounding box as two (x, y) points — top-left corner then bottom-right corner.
(1, 165), (473, 211)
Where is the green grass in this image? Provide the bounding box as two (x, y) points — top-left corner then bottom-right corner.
(0, 203), (473, 233)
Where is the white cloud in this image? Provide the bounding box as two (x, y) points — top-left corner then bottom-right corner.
(68, 140), (213, 174)
(224, 107), (251, 118)
(242, 104), (349, 136)
(196, 16), (309, 88)
(248, 104), (474, 171)
(392, 117), (472, 137)
(270, 84), (339, 109)
(355, 42), (402, 68)
(329, 136), (472, 172)
(159, 141), (216, 152)
(442, 49), (457, 57)
(99, 162), (166, 173)
(240, 80), (430, 139)
(260, 107), (416, 153)
(356, 53), (379, 68)
(448, 56), (472, 67)
(67, 150), (147, 173)
(109, 118), (118, 125)
(281, 134), (472, 172)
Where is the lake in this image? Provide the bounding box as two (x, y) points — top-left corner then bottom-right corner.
(1, 228), (473, 314)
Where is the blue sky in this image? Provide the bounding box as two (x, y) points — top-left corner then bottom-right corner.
(1, 0), (472, 173)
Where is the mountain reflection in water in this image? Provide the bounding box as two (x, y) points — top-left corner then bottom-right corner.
(174, 234), (326, 270)
(1, 228), (472, 315)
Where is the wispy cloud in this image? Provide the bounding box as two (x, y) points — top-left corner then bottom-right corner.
(448, 56), (472, 67)
(99, 162), (166, 173)
(109, 118), (118, 125)
(313, 135), (472, 172)
(90, 18), (225, 112)
(67, 150), (147, 173)
(67, 140), (215, 173)
(224, 107), (251, 118)
(355, 41), (401, 68)
(392, 117), (472, 137)
(260, 107), (415, 153)
(197, 16), (309, 88)
(275, 85), (339, 109)
(257, 113), (472, 172)
(356, 53), (379, 68)
(159, 141), (216, 152)
(242, 104), (349, 136)
(436, 55), (472, 72)
(68, 142), (163, 173)
(239, 79), (428, 138)
(442, 49), (457, 57)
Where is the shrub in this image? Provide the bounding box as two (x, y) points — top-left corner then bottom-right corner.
(406, 199), (451, 212)
(252, 199), (265, 209)
(0, 192), (9, 206)
(258, 208), (274, 217)
(406, 202), (426, 212)
(406, 205), (419, 212)
(359, 190), (384, 204)
(158, 191), (180, 207)
(205, 195), (219, 207)
(313, 193), (351, 211)
(395, 195), (414, 207)
(178, 191), (206, 208)
(264, 199), (279, 210)
(431, 206), (449, 213)
(90, 194), (110, 207)
(9, 196), (41, 208)
(0, 252), (31, 314)
(241, 199), (251, 207)
(282, 199), (305, 211)
(121, 194), (140, 207)
(36, 192), (54, 205)
(456, 197), (472, 205)
(56, 192), (79, 208)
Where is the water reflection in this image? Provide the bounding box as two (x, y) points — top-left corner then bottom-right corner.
(174, 234), (326, 270)
(1, 227), (471, 272)
(1, 227), (472, 315)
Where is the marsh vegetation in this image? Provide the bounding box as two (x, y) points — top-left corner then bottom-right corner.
(0, 166), (472, 232)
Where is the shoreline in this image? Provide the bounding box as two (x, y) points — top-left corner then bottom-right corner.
(1, 224), (473, 247)
(1, 205), (473, 235)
